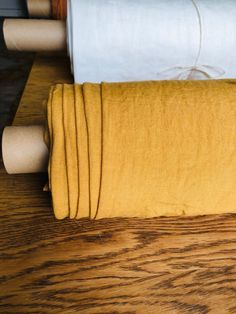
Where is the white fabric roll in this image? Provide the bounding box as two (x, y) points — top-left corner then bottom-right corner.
(67, 0), (236, 83)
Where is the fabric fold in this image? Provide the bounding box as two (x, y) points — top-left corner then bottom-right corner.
(62, 85), (79, 219)
(82, 83), (102, 219)
(48, 85), (69, 219)
(74, 85), (90, 219)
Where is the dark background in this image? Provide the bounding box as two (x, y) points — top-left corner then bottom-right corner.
(0, 0), (27, 17)
(0, 1), (34, 148)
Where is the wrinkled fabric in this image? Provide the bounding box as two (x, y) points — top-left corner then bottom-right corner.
(47, 80), (236, 220)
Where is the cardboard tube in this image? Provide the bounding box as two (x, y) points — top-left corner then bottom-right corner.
(2, 126), (49, 174)
(3, 19), (66, 51)
(27, 0), (51, 18)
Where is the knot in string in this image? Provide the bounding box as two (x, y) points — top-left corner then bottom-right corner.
(157, 65), (225, 80)
(156, 0), (225, 81)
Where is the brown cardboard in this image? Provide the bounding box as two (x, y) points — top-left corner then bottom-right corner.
(27, 0), (51, 18)
(2, 126), (49, 174)
(3, 19), (66, 51)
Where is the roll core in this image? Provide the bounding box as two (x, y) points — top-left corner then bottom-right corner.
(27, 0), (51, 18)
(3, 19), (67, 51)
(2, 126), (49, 174)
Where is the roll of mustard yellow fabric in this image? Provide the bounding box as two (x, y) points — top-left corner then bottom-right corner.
(47, 80), (236, 220)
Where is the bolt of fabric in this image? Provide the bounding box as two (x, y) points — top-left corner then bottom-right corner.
(46, 80), (236, 220)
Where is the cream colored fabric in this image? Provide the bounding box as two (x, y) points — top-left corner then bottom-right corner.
(47, 80), (236, 219)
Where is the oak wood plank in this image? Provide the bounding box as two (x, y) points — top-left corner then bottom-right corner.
(13, 53), (73, 125)
(1, 53), (236, 314)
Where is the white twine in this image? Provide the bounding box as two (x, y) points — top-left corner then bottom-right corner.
(157, 0), (225, 80)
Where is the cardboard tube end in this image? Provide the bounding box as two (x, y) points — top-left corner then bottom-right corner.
(27, 0), (51, 18)
(3, 19), (66, 51)
(2, 126), (49, 174)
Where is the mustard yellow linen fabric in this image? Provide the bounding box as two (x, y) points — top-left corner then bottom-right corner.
(47, 80), (236, 219)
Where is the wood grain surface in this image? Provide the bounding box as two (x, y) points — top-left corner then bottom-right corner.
(1, 54), (236, 314)
(13, 53), (73, 125)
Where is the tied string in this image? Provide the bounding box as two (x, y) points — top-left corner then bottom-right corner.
(157, 0), (225, 80)
(157, 65), (225, 80)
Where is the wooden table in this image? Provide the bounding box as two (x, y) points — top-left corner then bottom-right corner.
(1, 54), (236, 314)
